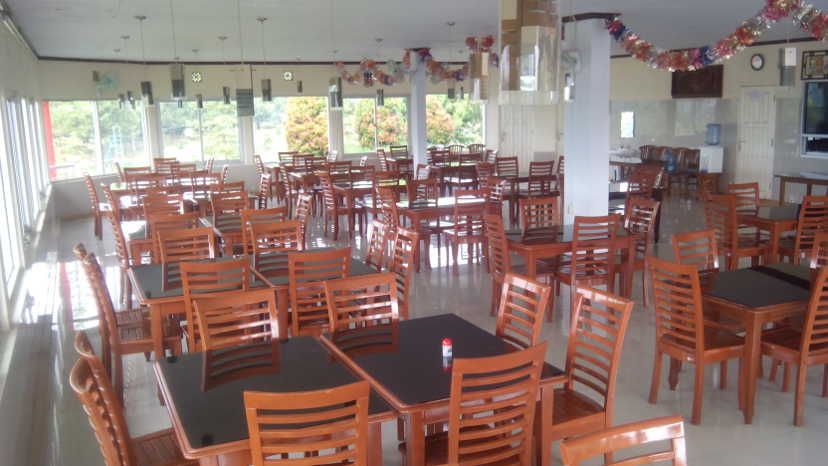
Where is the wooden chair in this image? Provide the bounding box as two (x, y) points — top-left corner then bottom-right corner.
(554, 215), (621, 318)
(70, 332), (195, 466)
(278, 151), (298, 164)
(704, 194), (768, 270)
(522, 161), (556, 198)
(496, 273), (551, 349)
(646, 256), (745, 424)
(539, 287), (633, 463)
(726, 182), (760, 216)
(240, 207), (288, 255)
(288, 248), (351, 336)
(142, 192), (183, 218)
(390, 144), (409, 157)
(780, 195), (828, 264)
(444, 190), (487, 268)
(377, 149), (389, 171)
(76, 250), (182, 398)
(84, 174), (108, 239)
(468, 143), (485, 154)
(495, 156), (520, 225)
(619, 197), (660, 304)
(810, 231), (828, 269)
(180, 257), (250, 351)
(319, 172), (366, 240)
(157, 227), (217, 263)
(193, 288), (281, 351)
(519, 196), (560, 235)
(326, 273), (400, 332)
(559, 415), (687, 466)
(365, 219), (388, 272)
(256, 173), (272, 209)
(250, 220), (302, 280)
(760, 265), (828, 426)
(671, 228), (721, 290)
(404, 342), (547, 466)
(101, 211), (135, 307)
(294, 193), (312, 250)
(244, 381), (370, 466)
(147, 212), (201, 262)
(390, 226), (418, 320)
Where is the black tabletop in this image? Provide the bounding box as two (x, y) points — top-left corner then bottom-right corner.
(131, 256), (270, 300)
(397, 197), (484, 210)
(157, 337), (391, 450)
(202, 214), (242, 234)
(263, 257), (377, 286)
(506, 224), (631, 246)
(326, 314), (564, 407)
(753, 205), (799, 221)
(705, 263), (812, 309)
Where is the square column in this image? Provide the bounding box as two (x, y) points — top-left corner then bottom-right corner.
(408, 64), (428, 167)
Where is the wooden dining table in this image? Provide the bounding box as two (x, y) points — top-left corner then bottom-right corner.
(154, 337), (394, 466)
(396, 196), (485, 226)
(506, 225), (638, 297)
(703, 263), (813, 424)
(320, 314), (567, 466)
(738, 204), (798, 263)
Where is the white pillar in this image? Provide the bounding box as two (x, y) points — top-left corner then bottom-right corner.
(143, 104), (163, 159)
(563, 19), (610, 223)
(409, 64), (428, 167)
(327, 108), (345, 158)
(239, 115), (255, 164)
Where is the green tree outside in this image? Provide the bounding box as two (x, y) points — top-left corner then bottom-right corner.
(285, 97), (329, 155)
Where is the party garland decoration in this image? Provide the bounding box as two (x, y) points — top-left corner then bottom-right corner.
(335, 35), (499, 87)
(607, 0), (828, 72)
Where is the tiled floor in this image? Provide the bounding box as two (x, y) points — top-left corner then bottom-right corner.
(20, 194), (828, 465)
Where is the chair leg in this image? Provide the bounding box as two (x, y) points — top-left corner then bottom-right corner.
(451, 241), (459, 268)
(114, 355), (124, 404)
(490, 280), (499, 316)
(668, 358), (681, 391)
(720, 361), (728, 389)
(691, 363), (705, 425)
(794, 364), (808, 426)
(782, 363), (792, 392)
(94, 214), (102, 239)
(822, 364), (828, 398)
(649, 350), (663, 403)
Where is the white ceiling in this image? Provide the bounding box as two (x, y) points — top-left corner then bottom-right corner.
(6, 0), (828, 62)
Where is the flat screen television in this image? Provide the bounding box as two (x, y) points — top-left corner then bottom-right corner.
(803, 81), (828, 135)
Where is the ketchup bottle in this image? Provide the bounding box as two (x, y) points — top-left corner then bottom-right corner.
(442, 338), (453, 371)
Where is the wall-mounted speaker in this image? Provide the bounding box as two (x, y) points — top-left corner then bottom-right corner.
(261, 79), (272, 101)
(140, 81), (154, 105)
(170, 63), (186, 98)
(223, 86), (231, 104)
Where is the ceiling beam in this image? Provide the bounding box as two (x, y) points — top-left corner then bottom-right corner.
(0, 0), (38, 58)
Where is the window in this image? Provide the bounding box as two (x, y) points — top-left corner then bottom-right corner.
(45, 100), (146, 180)
(0, 100), (23, 285)
(343, 97), (407, 154)
(620, 111), (635, 138)
(254, 96), (332, 160)
(426, 95), (484, 146)
(160, 100), (240, 162)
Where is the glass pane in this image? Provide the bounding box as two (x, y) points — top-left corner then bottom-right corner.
(160, 101), (202, 162)
(253, 97), (288, 162)
(284, 97), (328, 155)
(377, 97), (407, 150)
(620, 111), (635, 139)
(48, 101), (97, 180)
(426, 95), (483, 146)
(201, 101), (240, 161)
(343, 98), (375, 154)
(98, 100), (146, 172)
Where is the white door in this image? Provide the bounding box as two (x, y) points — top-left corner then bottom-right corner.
(737, 87), (776, 197)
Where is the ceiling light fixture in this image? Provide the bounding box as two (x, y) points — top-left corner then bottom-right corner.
(135, 15), (153, 105)
(236, 0), (255, 117)
(219, 35), (231, 104)
(258, 17), (272, 101)
(168, 0), (185, 100)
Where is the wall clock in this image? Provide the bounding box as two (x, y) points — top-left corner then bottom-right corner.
(283, 71), (294, 81)
(750, 54), (764, 71)
(191, 71), (203, 83)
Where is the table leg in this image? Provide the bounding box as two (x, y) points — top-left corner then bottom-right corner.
(276, 288), (289, 339)
(536, 383), (554, 466)
(406, 411), (425, 466)
(150, 303), (164, 360)
(198, 450), (250, 466)
(526, 252), (537, 279)
(623, 238), (635, 297)
(742, 314), (762, 424)
(770, 224), (780, 264)
(779, 179), (786, 205)
(368, 422), (383, 466)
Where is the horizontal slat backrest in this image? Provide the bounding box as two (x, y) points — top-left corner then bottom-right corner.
(251, 220), (301, 277)
(647, 256), (704, 356)
(671, 229), (720, 287)
(625, 198), (660, 258)
(795, 196), (828, 263)
(364, 220), (387, 272)
(496, 273), (551, 349)
(447, 343), (547, 465)
(726, 182), (760, 216)
(194, 288), (281, 351)
(390, 226), (418, 320)
(704, 194), (737, 251)
(483, 213), (511, 283)
(241, 207), (288, 255)
(326, 273), (399, 333)
(811, 232), (828, 269)
(244, 381), (370, 466)
(157, 227), (216, 263)
(802, 266), (828, 357)
(289, 248), (351, 336)
(520, 196), (559, 234)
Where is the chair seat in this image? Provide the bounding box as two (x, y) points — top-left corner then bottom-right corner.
(661, 328), (744, 355)
(761, 327), (822, 354)
(132, 428), (197, 466)
(398, 428), (524, 466)
(443, 228), (485, 239)
(552, 388), (604, 425)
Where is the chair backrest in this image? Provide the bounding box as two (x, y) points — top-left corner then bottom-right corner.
(157, 227), (217, 263)
(446, 144), (465, 156)
(794, 196), (828, 263)
(77, 250), (122, 351)
(294, 193), (312, 249)
(446, 343), (547, 465)
(647, 256), (705, 359)
(250, 220), (302, 276)
(565, 287), (634, 414)
(103, 210), (131, 268)
(556, 155), (565, 175)
(240, 207), (288, 255)
(390, 226), (418, 320)
(244, 381), (370, 466)
(495, 156), (519, 178)
(390, 144), (408, 156)
(376, 149), (389, 171)
(800, 266), (828, 359)
(726, 182), (760, 215)
(318, 173), (338, 212)
(326, 273), (400, 333)
(220, 165), (230, 184)
(288, 248), (351, 336)
(476, 162), (495, 181)
(625, 198), (660, 258)
(671, 229), (720, 281)
(142, 192), (183, 218)
(468, 143), (485, 154)
(560, 415), (688, 466)
(147, 212), (201, 261)
(408, 178), (440, 203)
(520, 196), (559, 234)
(83, 174), (101, 214)
(181, 257), (250, 350)
(256, 173), (271, 209)
(570, 215), (619, 281)
(253, 154), (264, 175)
(359, 154), (369, 167)
(70, 331), (135, 466)
(211, 190), (248, 216)
(377, 187), (400, 229)
(483, 213), (511, 283)
(205, 158), (214, 172)
(193, 288), (281, 351)
(496, 273), (551, 349)
(704, 194), (738, 251)
(278, 151), (297, 164)
(811, 232), (828, 269)
(452, 190), (486, 232)
(365, 219), (387, 272)
(529, 160), (554, 176)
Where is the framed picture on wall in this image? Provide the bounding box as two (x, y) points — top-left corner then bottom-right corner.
(671, 65), (723, 98)
(802, 50), (828, 80)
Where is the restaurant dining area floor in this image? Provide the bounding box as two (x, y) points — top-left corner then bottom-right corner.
(15, 193), (826, 466)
